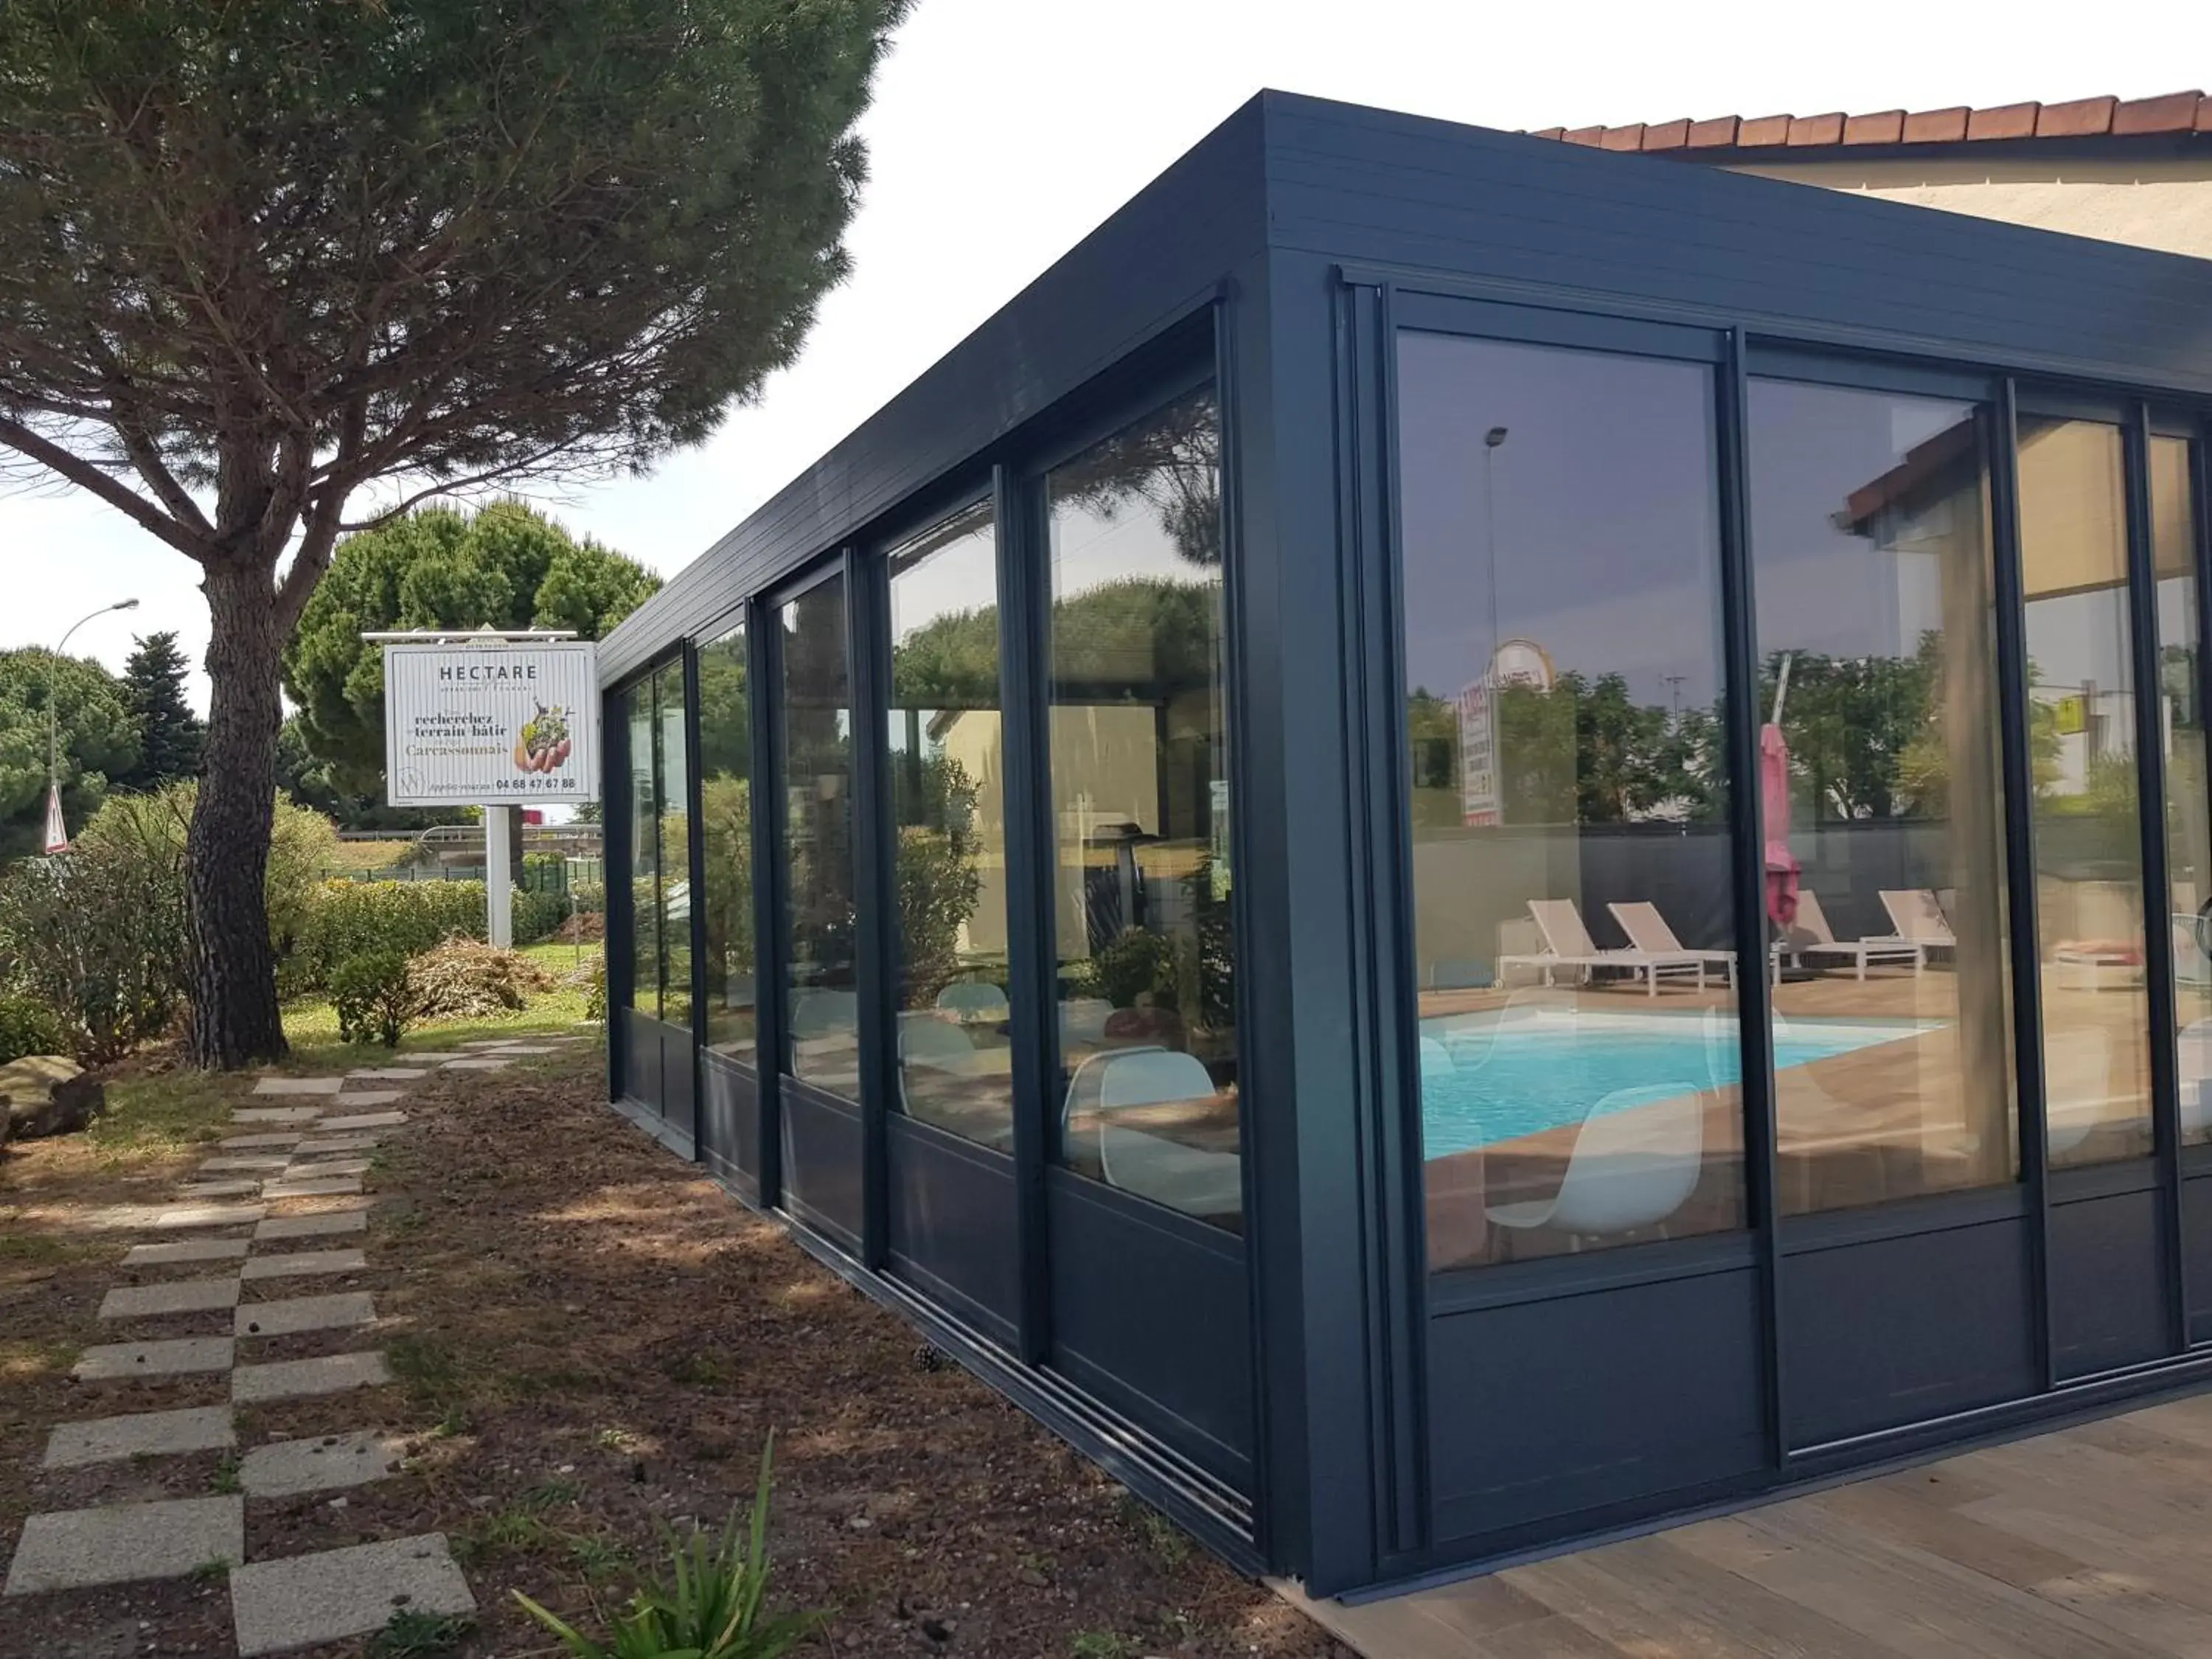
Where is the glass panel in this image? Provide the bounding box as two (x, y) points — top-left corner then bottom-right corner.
(655, 660), (692, 1029)
(625, 683), (659, 1016)
(1748, 380), (2016, 1212)
(1046, 384), (1241, 1228)
(698, 623), (757, 1062)
(777, 574), (860, 1099)
(1397, 331), (1742, 1270)
(888, 502), (1015, 1148)
(2156, 439), (2212, 1142)
(2017, 418), (2152, 1166)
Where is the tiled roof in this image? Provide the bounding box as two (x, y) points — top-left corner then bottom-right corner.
(1532, 91), (2212, 154)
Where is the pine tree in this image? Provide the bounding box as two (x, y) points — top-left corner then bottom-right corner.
(121, 632), (204, 790)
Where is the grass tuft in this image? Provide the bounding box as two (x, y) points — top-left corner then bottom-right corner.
(368, 1608), (476, 1658)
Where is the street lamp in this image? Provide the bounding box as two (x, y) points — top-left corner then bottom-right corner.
(46, 598), (140, 851)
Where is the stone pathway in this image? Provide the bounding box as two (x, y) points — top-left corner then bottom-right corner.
(0, 1054), (528, 1652)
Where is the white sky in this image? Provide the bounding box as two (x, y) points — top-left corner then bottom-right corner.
(0, 0), (2199, 709)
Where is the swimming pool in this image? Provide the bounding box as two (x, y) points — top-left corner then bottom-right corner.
(1419, 1011), (1933, 1158)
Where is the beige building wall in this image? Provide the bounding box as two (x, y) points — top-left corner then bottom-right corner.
(1728, 156), (2212, 260)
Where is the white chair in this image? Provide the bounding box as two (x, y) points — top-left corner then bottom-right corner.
(1500, 898), (1715, 998)
(1065, 1047), (1242, 1217)
(1787, 890), (1923, 981)
(897, 1014), (985, 1115)
(935, 980), (1009, 1022)
(1486, 1082), (1704, 1237)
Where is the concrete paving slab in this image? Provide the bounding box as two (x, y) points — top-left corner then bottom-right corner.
(400, 1051), (465, 1062)
(73, 1336), (235, 1380)
(347, 1068), (427, 1080)
(175, 1179), (262, 1200)
(458, 1038), (512, 1048)
(262, 1175), (364, 1200)
(488, 1043), (557, 1054)
(284, 1156), (370, 1178)
(218, 1133), (302, 1150)
(2, 1495), (243, 1595)
(150, 1203), (268, 1231)
(238, 1430), (403, 1498)
(44, 1405), (235, 1470)
(316, 1110), (406, 1131)
(241, 1249), (368, 1281)
(442, 1057), (511, 1071)
(232, 1349), (390, 1403)
(253, 1209), (369, 1242)
(291, 1134), (380, 1155)
(124, 1237), (251, 1267)
(232, 1107), (322, 1125)
(98, 1276), (242, 1320)
(330, 1089), (405, 1107)
(251, 1077), (345, 1096)
(237, 1291), (376, 1338)
(229, 1533), (473, 1655)
(199, 1155), (291, 1173)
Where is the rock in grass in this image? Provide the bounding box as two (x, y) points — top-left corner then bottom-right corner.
(0, 1055), (105, 1141)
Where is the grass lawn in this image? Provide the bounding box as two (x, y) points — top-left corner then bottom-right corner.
(279, 939), (600, 1060)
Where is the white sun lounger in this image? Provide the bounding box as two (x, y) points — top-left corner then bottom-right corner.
(1788, 890), (1924, 981)
(1497, 899), (1717, 999)
(1608, 902), (1737, 992)
(1879, 888), (1958, 953)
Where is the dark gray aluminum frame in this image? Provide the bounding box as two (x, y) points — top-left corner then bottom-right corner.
(593, 91), (2212, 1600)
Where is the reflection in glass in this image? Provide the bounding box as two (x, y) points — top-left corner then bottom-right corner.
(888, 503), (1014, 1147)
(625, 684), (660, 1017)
(776, 576), (860, 1099)
(698, 624), (757, 1062)
(2017, 419), (2152, 1165)
(2155, 439), (2212, 1142)
(655, 660), (692, 1029)
(1749, 380), (2015, 1211)
(1046, 384), (1242, 1227)
(1397, 332), (1742, 1270)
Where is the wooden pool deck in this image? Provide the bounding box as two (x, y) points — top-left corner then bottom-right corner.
(1283, 1388), (2212, 1658)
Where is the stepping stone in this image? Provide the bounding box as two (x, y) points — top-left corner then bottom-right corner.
(219, 1133), (302, 1150)
(74, 1336), (234, 1380)
(292, 1134), (380, 1155)
(44, 1404), (235, 1470)
(175, 1179), (262, 1200)
(99, 1276), (241, 1320)
(2, 1495), (243, 1596)
(151, 1203), (267, 1231)
(251, 1077), (345, 1096)
(125, 1237), (251, 1267)
(199, 1155), (290, 1173)
(232, 1349), (391, 1403)
(262, 1174), (364, 1200)
(229, 1534), (473, 1656)
(254, 1209), (368, 1242)
(237, 1291), (376, 1338)
(490, 1043), (557, 1054)
(232, 1107), (322, 1125)
(317, 1110), (405, 1131)
(285, 1156), (369, 1178)
(458, 1038), (512, 1048)
(237, 1430), (403, 1498)
(442, 1057), (510, 1071)
(400, 1051), (464, 1062)
(347, 1068), (426, 1080)
(330, 1088), (404, 1107)
(242, 1249), (367, 1281)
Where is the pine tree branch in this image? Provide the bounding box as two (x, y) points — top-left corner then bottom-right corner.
(0, 416), (209, 560)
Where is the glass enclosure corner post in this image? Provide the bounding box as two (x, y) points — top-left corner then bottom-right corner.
(1393, 329), (1745, 1270)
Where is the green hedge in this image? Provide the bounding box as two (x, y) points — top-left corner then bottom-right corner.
(294, 880), (489, 992)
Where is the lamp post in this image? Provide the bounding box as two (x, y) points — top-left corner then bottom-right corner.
(46, 598), (140, 852)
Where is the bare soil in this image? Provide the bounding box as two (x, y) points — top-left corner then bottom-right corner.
(1, 1047), (1343, 1659)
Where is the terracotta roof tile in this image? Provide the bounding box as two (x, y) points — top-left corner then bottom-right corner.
(1843, 110), (1905, 145)
(2035, 95), (2117, 136)
(1966, 102), (2040, 140)
(1530, 92), (2211, 153)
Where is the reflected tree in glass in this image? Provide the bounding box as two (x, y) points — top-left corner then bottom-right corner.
(698, 623), (757, 1061)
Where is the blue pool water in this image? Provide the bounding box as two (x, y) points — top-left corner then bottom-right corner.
(1419, 1014), (1930, 1158)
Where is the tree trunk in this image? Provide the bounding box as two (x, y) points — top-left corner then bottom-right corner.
(187, 557), (288, 1067)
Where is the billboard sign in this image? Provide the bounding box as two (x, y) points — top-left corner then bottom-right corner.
(383, 641), (598, 807)
(1458, 678), (1500, 827)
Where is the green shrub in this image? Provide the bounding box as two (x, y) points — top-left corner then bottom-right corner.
(584, 957), (608, 1022)
(331, 950), (417, 1047)
(515, 1439), (813, 1659)
(407, 939), (554, 1021)
(295, 880), (487, 991)
(512, 886), (568, 946)
(0, 840), (187, 1063)
(0, 992), (69, 1063)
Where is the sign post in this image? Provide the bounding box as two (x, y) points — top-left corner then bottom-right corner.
(372, 630), (599, 950)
